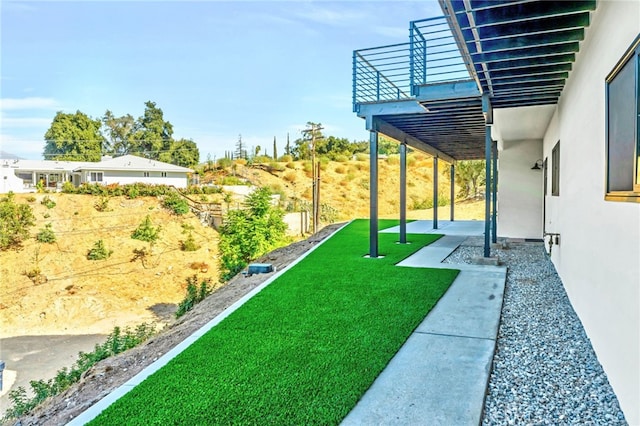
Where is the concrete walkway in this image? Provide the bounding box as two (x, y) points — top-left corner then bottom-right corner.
(70, 220), (505, 425)
(342, 221), (507, 425)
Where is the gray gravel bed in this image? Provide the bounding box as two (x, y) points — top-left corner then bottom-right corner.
(443, 237), (627, 425)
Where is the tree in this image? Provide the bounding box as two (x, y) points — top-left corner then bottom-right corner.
(218, 187), (287, 280)
(273, 136), (278, 160)
(235, 134), (247, 160)
(455, 160), (486, 199)
(158, 138), (200, 167)
(44, 111), (104, 161)
(102, 110), (135, 155)
(285, 133), (291, 156)
(0, 193), (35, 250)
(130, 101), (173, 159)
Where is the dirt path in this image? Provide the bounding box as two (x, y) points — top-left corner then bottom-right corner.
(8, 223), (344, 426)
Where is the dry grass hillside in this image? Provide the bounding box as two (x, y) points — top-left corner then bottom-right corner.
(0, 193), (220, 339)
(229, 152), (484, 222)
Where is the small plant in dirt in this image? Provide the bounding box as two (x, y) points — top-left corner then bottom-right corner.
(94, 195), (111, 212)
(36, 223), (56, 244)
(131, 215), (161, 244)
(25, 245), (46, 284)
(162, 192), (190, 215)
(26, 196), (36, 203)
(176, 276), (212, 318)
(0, 192), (35, 250)
(181, 232), (200, 251)
(41, 195), (56, 209)
(87, 239), (113, 260)
(3, 323), (157, 420)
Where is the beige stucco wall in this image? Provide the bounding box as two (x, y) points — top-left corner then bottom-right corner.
(543, 1), (640, 422)
(495, 139), (543, 239)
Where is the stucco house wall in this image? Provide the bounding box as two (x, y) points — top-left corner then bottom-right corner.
(495, 138), (543, 239)
(542, 1), (639, 422)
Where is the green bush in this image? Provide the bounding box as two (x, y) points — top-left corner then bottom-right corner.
(279, 155), (293, 163)
(355, 153), (369, 161)
(0, 192), (35, 250)
(181, 232), (200, 251)
(220, 176), (246, 186)
(3, 323), (156, 420)
(162, 193), (190, 215)
(87, 240), (113, 260)
(217, 157), (233, 169)
(334, 154), (350, 162)
(131, 215), (161, 244)
(61, 181), (75, 193)
(36, 223), (56, 244)
(175, 276), (211, 318)
(94, 195), (111, 212)
(41, 196), (56, 209)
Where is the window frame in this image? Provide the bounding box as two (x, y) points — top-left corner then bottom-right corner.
(605, 34), (640, 202)
(143, 171), (150, 177)
(90, 171), (103, 182)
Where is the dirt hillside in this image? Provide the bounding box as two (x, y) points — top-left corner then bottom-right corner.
(0, 193), (220, 339)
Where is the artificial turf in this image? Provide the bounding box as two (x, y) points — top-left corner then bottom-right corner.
(89, 219), (459, 425)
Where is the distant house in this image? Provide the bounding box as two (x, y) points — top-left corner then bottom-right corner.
(0, 154), (193, 193)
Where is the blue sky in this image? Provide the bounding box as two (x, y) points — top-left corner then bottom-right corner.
(1, 0), (441, 161)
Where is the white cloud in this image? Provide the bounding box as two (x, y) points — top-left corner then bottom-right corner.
(1, 117), (52, 128)
(0, 97), (58, 111)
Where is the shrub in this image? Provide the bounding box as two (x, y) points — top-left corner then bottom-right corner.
(268, 162), (285, 173)
(286, 162), (296, 169)
(61, 181), (75, 193)
(279, 155), (293, 163)
(87, 240), (113, 260)
(0, 192), (35, 250)
(41, 196), (56, 209)
(94, 195), (111, 212)
(334, 154), (349, 163)
(386, 154), (400, 165)
(335, 165), (346, 174)
(131, 215), (161, 244)
(283, 171), (297, 183)
(181, 232), (200, 251)
(26, 196), (36, 203)
(220, 176), (246, 186)
(355, 153), (369, 161)
(162, 193), (190, 215)
(3, 323), (156, 420)
(217, 157), (233, 169)
(36, 223), (56, 244)
(175, 276), (212, 318)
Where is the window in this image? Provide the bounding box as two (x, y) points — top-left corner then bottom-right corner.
(90, 172), (103, 182)
(606, 35), (640, 201)
(143, 172), (150, 177)
(552, 142), (560, 196)
(161, 172), (167, 177)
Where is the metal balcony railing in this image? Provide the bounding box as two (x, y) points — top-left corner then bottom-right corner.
(352, 16), (471, 111)
(409, 16), (470, 89)
(352, 42), (412, 110)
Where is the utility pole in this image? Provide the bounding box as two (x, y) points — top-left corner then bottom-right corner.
(302, 123), (323, 234)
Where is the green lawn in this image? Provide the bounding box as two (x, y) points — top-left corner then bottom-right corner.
(90, 220), (459, 425)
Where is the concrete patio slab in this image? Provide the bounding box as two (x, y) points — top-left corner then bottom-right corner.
(342, 220), (506, 425)
(341, 333), (495, 426)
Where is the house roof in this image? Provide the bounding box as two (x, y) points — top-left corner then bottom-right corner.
(75, 155), (193, 173)
(0, 158), (95, 172)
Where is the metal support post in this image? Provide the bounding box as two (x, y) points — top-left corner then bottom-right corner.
(484, 125), (492, 257)
(369, 131), (379, 258)
(450, 164), (455, 221)
(400, 142), (407, 244)
(433, 156), (438, 230)
(492, 140), (498, 244)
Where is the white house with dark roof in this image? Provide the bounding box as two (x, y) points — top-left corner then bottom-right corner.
(0, 154), (192, 193)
